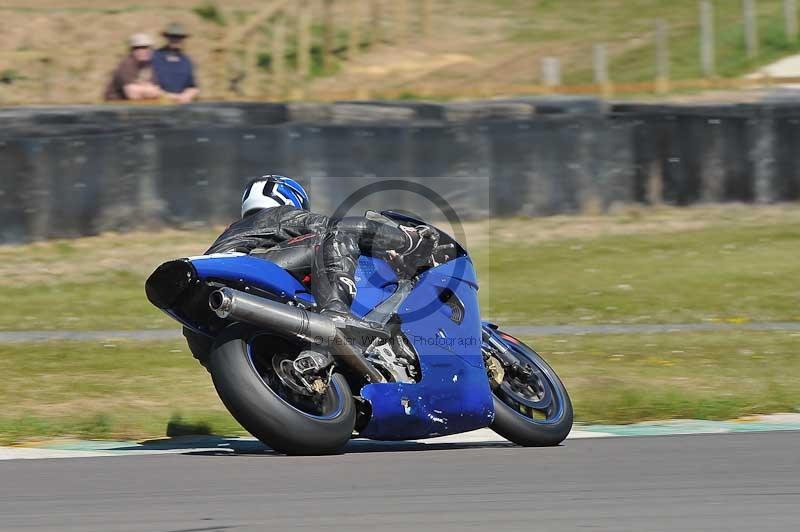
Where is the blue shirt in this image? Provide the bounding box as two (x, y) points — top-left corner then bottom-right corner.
(152, 48), (197, 93)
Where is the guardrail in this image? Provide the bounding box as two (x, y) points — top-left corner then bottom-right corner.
(1, 99), (798, 244)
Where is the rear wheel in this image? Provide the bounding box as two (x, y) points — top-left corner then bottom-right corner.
(209, 323), (356, 455)
(488, 330), (573, 446)
(183, 327), (212, 370)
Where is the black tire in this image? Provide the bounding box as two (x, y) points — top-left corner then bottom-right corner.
(183, 327), (212, 370)
(490, 332), (573, 447)
(208, 323), (356, 455)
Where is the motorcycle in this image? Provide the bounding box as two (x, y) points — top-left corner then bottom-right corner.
(145, 211), (572, 455)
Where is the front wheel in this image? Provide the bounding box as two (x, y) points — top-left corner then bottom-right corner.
(487, 330), (573, 446)
(209, 324), (356, 455)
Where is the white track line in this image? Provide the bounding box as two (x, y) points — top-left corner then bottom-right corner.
(0, 430), (645, 461)
(4, 417), (799, 461)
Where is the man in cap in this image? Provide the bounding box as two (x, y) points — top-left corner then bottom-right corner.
(104, 33), (163, 101)
(152, 23), (199, 104)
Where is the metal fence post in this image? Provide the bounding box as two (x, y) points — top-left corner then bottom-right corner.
(785, 0), (798, 42)
(743, 0), (758, 58)
(541, 57), (562, 88)
(700, 1), (716, 77)
(655, 19), (670, 94)
(593, 44), (613, 97)
(593, 44), (608, 84)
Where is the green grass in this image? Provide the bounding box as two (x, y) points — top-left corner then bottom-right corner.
(1, 330), (797, 443)
(1, 206), (798, 331)
(483, 0), (800, 86)
(193, 1), (226, 26)
(598, 4), (800, 84)
(529, 330), (800, 424)
(6, 271), (174, 331)
(476, 219), (800, 325)
(0, 228), (219, 331)
(0, 340), (241, 444)
(2, 205), (797, 443)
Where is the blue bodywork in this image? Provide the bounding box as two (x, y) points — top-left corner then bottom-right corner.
(190, 253), (399, 312)
(184, 252), (495, 441)
(359, 257), (495, 439)
(351, 255), (398, 318)
(191, 253), (316, 304)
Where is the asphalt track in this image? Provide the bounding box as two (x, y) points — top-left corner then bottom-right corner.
(2, 321), (799, 343)
(1, 431), (798, 532)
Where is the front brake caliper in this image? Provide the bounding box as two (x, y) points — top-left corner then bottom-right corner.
(485, 356), (505, 388)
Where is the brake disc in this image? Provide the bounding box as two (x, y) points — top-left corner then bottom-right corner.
(272, 355), (315, 396)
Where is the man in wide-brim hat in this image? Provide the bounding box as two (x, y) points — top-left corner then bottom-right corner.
(104, 33), (163, 101)
(163, 22), (190, 39)
(152, 22), (199, 103)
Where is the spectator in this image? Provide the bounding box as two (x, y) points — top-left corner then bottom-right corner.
(152, 23), (199, 104)
(103, 33), (163, 101)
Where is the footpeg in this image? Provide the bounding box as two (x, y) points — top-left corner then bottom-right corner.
(322, 312), (391, 340)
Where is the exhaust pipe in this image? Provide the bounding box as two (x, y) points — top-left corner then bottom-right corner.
(209, 288), (384, 383)
(210, 287), (336, 342)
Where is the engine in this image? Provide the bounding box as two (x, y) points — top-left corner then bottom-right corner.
(364, 335), (420, 383)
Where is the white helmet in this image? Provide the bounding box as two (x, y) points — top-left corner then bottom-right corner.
(240, 175), (310, 217)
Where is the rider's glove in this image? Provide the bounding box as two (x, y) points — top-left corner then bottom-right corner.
(389, 225), (440, 275)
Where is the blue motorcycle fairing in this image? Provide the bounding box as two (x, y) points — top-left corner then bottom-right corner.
(420, 253), (479, 289)
(351, 255), (398, 318)
(185, 253), (494, 440)
(358, 256), (495, 440)
(189, 253), (399, 314)
(189, 253), (316, 304)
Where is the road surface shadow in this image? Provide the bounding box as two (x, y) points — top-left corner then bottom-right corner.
(110, 435), (516, 456)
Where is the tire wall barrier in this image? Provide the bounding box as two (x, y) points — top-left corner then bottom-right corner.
(0, 99), (798, 244)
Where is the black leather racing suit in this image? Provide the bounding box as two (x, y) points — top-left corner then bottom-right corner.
(206, 205), (431, 315)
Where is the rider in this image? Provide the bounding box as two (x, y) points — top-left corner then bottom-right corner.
(206, 175), (439, 330)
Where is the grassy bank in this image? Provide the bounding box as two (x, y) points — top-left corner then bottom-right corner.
(478, 213), (800, 325)
(529, 330), (800, 424)
(0, 340), (239, 444)
(1, 329), (798, 443)
(3, 1), (800, 104)
(1, 205), (797, 442)
(1, 205), (797, 331)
